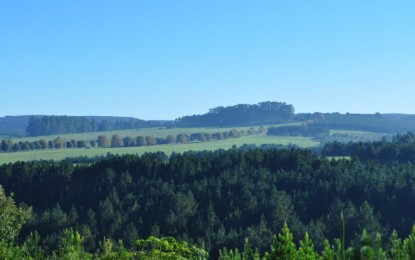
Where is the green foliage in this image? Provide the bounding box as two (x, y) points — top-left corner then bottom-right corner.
(388, 230), (407, 260)
(57, 229), (92, 260)
(403, 226), (415, 258)
(136, 236), (208, 259)
(0, 185), (31, 246)
(297, 232), (319, 260)
(265, 222), (297, 259)
(4, 143), (415, 257)
(322, 239), (335, 260)
(20, 232), (45, 260)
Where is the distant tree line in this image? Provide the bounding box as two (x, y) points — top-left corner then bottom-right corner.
(24, 102), (291, 137)
(175, 102), (295, 127)
(267, 123), (328, 137)
(1, 128), (261, 153)
(310, 113), (415, 134)
(25, 116), (170, 137)
(11, 101), (415, 138)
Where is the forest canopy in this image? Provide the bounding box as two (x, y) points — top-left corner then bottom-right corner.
(2, 134), (415, 257)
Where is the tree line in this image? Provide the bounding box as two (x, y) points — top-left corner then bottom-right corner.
(1, 128), (261, 153)
(23, 102), (293, 137)
(25, 116), (169, 137)
(2, 138), (415, 257)
(15, 102), (415, 138)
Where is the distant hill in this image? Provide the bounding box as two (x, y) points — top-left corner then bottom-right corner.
(2, 102), (415, 138)
(175, 101), (295, 127)
(311, 113), (415, 134)
(25, 116), (172, 137)
(0, 116), (38, 137)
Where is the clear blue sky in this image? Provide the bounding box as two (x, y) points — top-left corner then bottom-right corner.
(1, 1), (414, 120)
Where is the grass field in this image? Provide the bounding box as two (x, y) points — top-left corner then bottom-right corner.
(9, 122), (305, 143)
(328, 129), (386, 141)
(0, 135), (318, 164)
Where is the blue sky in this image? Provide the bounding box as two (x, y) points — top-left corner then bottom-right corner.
(1, 1), (414, 119)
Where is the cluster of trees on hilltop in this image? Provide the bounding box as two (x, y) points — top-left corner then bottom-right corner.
(3, 139), (415, 257)
(175, 102), (295, 127)
(25, 116), (169, 137)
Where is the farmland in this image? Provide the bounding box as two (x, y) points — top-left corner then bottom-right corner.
(0, 122), (389, 164)
(0, 134), (318, 164)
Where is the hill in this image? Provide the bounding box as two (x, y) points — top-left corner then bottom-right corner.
(3, 101), (415, 139)
(0, 115), (36, 138)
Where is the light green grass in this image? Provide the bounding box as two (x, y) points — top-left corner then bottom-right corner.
(329, 129), (379, 135)
(328, 129), (386, 141)
(0, 135), (318, 164)
(9, 122), (305, 143)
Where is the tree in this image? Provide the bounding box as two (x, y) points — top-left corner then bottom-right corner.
(12, 143), (21, 152)
(136, 136), (147, 146)
(145, 136), (157, 146)
(176, 133), (189, 144)
(212, 132), (224, 140)
(53, 137), (65, 149)
(123, 136), (135, 147)
(77, 140), (86, 148)
(136, 236), (208, 259)
(297, 232), (318, 259)
(265, 222), (296, 259)
(111, 135), (123, 148)
(166, 135), (176, 144)
(97, 135), (110, 148)
(39, 139), (49, 149)
(229, 129), (241, 138)
(57, 229), (91, 259)
(90, 140), (97, 148)
(0, 185), (32, 245)
(1, 139), (13, 152)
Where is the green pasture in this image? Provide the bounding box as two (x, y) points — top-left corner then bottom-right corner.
(10, 127), (242, 142)
(329, 129), (386, 140)
(0, 135), (318, 164)
(8, 122), (305, 143)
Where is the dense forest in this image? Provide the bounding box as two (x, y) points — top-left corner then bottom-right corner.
(175, 102), (295, 127)
(25, 116), (169, 137)
(2, 134), (415, 258)
(0, 116), (34, 138)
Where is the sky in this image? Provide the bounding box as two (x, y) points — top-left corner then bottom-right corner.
(1, 1), (414, 120)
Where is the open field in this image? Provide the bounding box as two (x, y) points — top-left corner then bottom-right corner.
(0, 135), (318, 164)
(328, 129), (387, 141)
(8, 122), (305, 142)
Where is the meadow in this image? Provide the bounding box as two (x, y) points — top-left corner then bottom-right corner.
(0, 134), (318, 164)
(0, 124), (386, 164)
